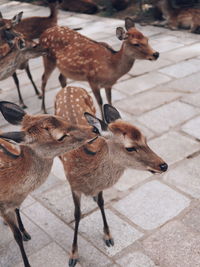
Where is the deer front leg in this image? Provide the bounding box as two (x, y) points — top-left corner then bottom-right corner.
(69, 191), (81, 267)
(12, 72), (27, 109)
(89, 82), (103, 119)
(15, 208), (31, 242)
(41, 55), (56, 113)
(97, 191), (114, 247)
(25, 64), (41, 97)
(3, 211), (31, 267)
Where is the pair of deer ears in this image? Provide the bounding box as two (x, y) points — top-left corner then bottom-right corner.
(0, 11), (23, 26)
(116, 17), (135, 40)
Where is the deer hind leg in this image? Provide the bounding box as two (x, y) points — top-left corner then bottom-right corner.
(3, 211), (31, 267)
(69, 191), (81, 267)
(25, 63), (41, 97)
(15, 208), (31, 242)
(12, 72), (27, 109)
(105, 87), (112, 105)
(97, 191), (114, 247)
(58, 73), (67, 88)
(41, 55), (56, 113)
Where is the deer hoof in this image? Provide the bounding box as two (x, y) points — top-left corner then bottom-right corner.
(104, 237), (114, 247)
(69, 258), (78, 267)
(21, 104), (27, 109)
(22, 230), (31, 242)
(38, 94), (42, 99)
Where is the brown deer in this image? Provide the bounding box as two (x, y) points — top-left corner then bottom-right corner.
(40, 17), (159, 114)
(0, 100), (98, 267)
(54, 86), (168, 267)
(0, 38), (47, 108)
(152, 0), (200, 32)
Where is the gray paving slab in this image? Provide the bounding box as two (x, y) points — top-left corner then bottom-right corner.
(182, 116), (200, 140)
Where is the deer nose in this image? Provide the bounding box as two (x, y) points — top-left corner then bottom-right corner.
(153, 52), (159, 59)
(159, 163), (168, 172)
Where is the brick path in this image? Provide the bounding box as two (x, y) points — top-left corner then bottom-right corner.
(1, 1), (200, 267)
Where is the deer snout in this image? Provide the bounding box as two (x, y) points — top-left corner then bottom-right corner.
(159, 162), (168, 172)
(153, 52), (159, 60)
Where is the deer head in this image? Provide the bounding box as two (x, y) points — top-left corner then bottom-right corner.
(85, 104), (167, 173)
(0, 101), (98, 158)
(116, 17), (159, 60)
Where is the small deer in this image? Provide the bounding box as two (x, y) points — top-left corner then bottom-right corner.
(55, 86), (168, 267)
(0, 39), (47, 108)
(40, 17), (159, 114)
(0, 100), (98, 267)
(152, 0), (200, 32)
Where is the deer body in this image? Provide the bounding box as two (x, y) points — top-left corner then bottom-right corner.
(0, 100), (96, 267)
(55, 86), (167, 267)
(41, 17), (159, 114)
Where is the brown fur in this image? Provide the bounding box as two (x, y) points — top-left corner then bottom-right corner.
(55, 86), (167, 264)
(40, 20), (159, 114)
(153, 0), (200, 32)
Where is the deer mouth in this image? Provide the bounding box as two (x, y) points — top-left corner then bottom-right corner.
(147, 167), (162, 174)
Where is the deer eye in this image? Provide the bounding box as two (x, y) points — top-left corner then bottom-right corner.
(133, 43), (140, 47)
(57, 134), (68, 142)
(126, 147), (137, 152)
(92, 126), (100, 134)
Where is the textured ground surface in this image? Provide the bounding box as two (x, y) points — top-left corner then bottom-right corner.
(1, 1), (200, 267)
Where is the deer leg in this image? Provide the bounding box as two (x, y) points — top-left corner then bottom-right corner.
(89, 83), (103, 118)
(97, 191), (114, 247)
(3, 211), (31, 267)
(12, 72), (27, 109)
(69, 191), (81, 267)
(41, 56), (56, 113)
(25, 63), (41, 97)
(58, 73), (67, 88)
(105, 87), (112, 105)
(15, 208), (31, 242)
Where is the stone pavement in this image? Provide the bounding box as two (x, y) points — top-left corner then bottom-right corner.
(1, 1), (200, 267)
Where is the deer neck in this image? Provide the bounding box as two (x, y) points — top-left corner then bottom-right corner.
(158, 0), (175, 18)
(49, 3), (58, 20)
(111, 43), (135, 79)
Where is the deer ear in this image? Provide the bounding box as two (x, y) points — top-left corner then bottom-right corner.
(84, 112), (107, 135)
(11, 11), (23, 26)
(0, 131), (25, 143)
(116, 27), (126, 40)
(0, 101), (26, 125)
(103, 104), (121, 124)
(125, 17), (135, 30)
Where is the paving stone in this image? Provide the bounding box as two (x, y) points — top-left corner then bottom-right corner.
(182, 116), (200, 140)
(137, 25), (169, 36)
(79, 209), (143, 256)
(114, 181), (190, 230)
(162, 43), (200, 62)
(15, 242), (74, 267)
(142, 221), (200, 267)
(148, 131), (199, 165)
(51, 157), (67, 181)
(182, 92), (200, 108)
(116, 251), (158, 267)
(21, 195), (36, 209)
(159, 59), (200, 78)
(166, 72), (200, 93)
(164, 155), (200, 198)
(131, 58), (172, 76)
(22, 203), (111, 266)
(114, 169), (151, 192)
(152, 34), (197, 45)
(182, 204), (200, 233)
(138, 101), (199, 134)
(115, 90), (180, 115)
(150, 40), (183, 53)
(0, 214), (51, 267)
(114, 72), (171, 96)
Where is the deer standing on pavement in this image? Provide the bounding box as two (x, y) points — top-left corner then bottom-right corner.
(55, 86), (168, 267)
(0, 100), (97, 267)
(40, 17), (159, 114)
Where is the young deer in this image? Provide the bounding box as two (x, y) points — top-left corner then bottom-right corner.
(40, 17), (159, 114)
(0, 39), (47, 108)
(0, 100), (98, 267)
(55, 86), (168, 267)
(152, 0), (200, 32)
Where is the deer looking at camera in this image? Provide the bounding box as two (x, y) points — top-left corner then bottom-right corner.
(0, 100), (97, 267)
(55, 86), (168, 267)
(152, 0), (200, 32)
(40, 17), (159, 114)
